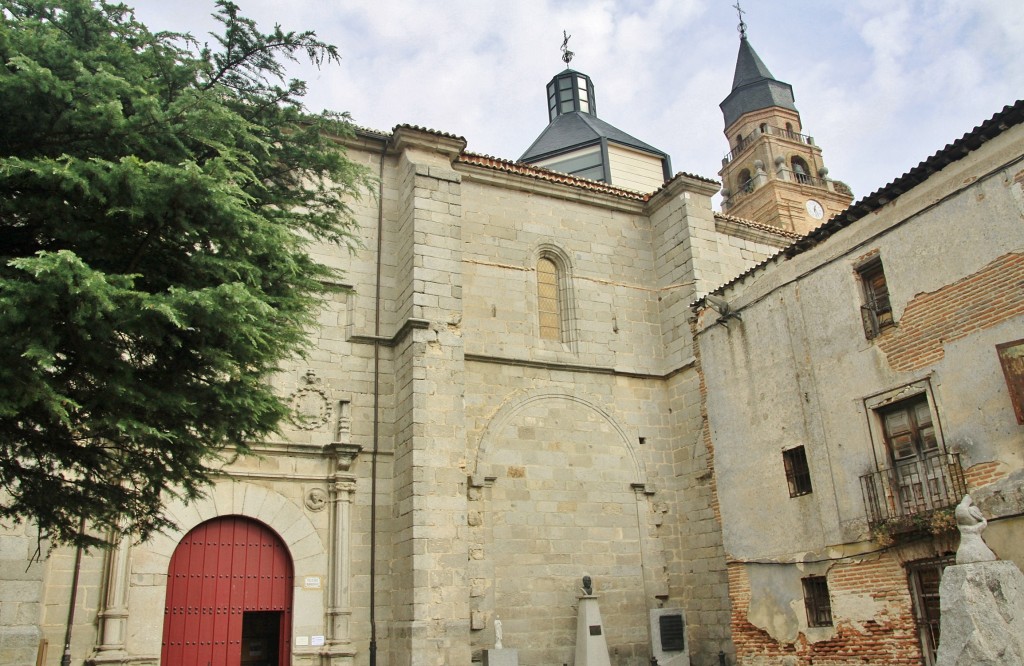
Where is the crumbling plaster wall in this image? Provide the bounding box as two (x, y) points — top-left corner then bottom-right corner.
(696, 119), (1024, 662)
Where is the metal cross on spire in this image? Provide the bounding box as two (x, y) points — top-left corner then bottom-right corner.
(561, 30), (574, 66)
(732, 1), (747, 39)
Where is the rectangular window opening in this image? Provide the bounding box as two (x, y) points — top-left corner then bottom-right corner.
(908, 555), (954, 666)
(877, 394), (952, 516)
(857, 257), (893, 339)
(802, 576), (833, 627)
(783, 446), (813, 497)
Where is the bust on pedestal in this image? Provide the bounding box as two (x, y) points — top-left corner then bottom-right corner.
(575, 575), (612, 666)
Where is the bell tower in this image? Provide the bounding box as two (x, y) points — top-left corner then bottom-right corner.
(717, 5), (852, 234)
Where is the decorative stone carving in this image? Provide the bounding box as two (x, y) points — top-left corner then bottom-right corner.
(290, 369), (332, 431)
(328, 442), (362, 472)
(305, 488), (328, 512)
(334, 400), (351, 442)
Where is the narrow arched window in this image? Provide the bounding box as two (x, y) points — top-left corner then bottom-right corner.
(738, 168), (753, 193)
(792, 157), (811, 184)
(537, 257), (562, 340)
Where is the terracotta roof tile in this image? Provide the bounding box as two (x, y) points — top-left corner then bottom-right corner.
(456, 152), (650, 201)
(713, 212), (804, 239)
(392, 124), (467, 142)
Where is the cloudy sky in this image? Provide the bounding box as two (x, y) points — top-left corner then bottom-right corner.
(127, 0), (1022, 203)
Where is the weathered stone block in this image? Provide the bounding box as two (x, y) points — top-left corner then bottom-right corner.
(936, 560), (1024, 666)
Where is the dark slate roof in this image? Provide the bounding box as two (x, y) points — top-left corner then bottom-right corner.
(695, 98), (1024, 306)
(519, 111), (668, 163)
(720, 37), (797, 130)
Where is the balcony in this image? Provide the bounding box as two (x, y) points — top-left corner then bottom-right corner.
(860, 452), (966, 531)
(722, 124), (815, 165)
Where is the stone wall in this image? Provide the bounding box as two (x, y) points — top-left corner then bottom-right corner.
(4, 125), (793, 666)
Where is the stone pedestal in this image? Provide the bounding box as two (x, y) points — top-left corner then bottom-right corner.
(575, 595), (611, 666)
(936, 560), (1024, 666)
(482, 648), (519, 666)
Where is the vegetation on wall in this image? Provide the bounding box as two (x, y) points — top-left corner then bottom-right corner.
(870, 507), (957, 547)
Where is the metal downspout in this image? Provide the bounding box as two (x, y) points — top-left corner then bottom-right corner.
(368, 137), (387, 666)
(60, 518), (86, 666)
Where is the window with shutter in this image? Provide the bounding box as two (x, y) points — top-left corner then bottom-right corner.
(857, 257), (894, 338)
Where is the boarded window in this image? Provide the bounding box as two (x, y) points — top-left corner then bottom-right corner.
(783, 446), (813, 497)
(537, 257), (562, 341)
(858, 257), (893, 338)
(802, 576), (832, 627)
(996, 339), (1024, 424)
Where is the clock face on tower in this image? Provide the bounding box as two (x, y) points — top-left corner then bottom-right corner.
(806, 199), (824, 220)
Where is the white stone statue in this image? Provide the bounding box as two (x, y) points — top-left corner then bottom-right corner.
(936, 495), (1024, 665)
(494, 615), (503, 650)
(954, 495), (997, 564)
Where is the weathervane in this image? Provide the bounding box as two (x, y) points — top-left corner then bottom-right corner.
(561, 30), (574, 66)
(732, 1), (747, 39)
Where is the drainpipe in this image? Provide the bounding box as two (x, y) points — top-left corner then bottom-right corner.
(60, 518), (86, 666)
(368, 136), (387, 666)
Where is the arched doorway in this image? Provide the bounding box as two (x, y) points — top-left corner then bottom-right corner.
(161, 515), (293, 665)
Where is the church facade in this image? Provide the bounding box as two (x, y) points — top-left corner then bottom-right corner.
(2, 25), (1023, 666)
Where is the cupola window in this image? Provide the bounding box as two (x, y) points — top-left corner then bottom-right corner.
(547, 71), (596, 121)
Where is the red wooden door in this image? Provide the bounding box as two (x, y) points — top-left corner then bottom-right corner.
(162, 516), (293, 665)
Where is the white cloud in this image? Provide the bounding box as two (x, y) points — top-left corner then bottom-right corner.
(124, 0), (1023, 203)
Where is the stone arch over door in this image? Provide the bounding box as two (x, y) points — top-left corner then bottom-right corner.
(471, 390), (652, 665)
(121, 481), (329, 661)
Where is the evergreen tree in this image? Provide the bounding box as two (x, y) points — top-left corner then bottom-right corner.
(0, 0), (371, 549)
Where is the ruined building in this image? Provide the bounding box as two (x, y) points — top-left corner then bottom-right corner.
(2, 21), (1022, 666)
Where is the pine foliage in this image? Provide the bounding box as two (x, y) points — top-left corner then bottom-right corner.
(0, 0), (372, 548)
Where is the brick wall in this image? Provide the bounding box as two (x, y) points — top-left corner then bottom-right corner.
(878, 252), (1024, 372)
(964, 460), (1011, 489)
(727, 555), (924, 666)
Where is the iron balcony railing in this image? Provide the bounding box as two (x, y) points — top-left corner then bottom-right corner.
(722, 125), (815, 165)
(860, 452), (966, 527)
